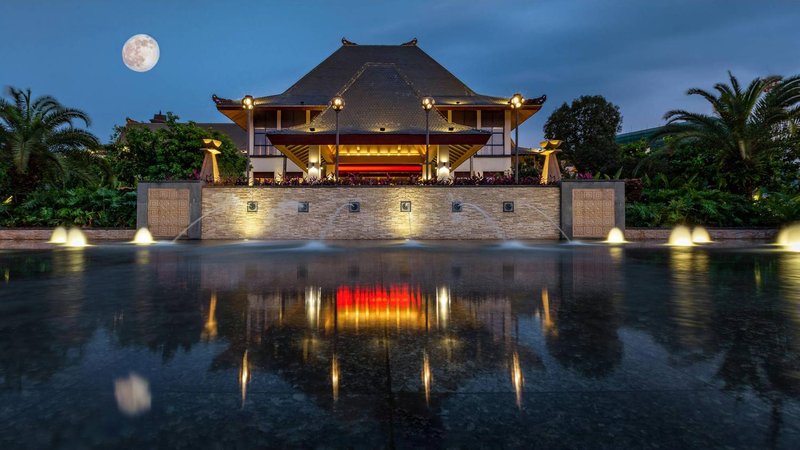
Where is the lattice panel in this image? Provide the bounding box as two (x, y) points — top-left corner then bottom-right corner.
(572, 189), (615, 238)
(147, 188), (190, 238)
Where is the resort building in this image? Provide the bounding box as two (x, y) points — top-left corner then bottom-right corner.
(212, 38), (546, 182)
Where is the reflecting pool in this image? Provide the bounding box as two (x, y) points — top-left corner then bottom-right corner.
(0, 241), (798, 448)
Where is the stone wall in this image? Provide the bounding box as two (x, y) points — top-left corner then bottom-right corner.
(625, 227), (778, 241)
(0, 229), (135, 240)
(200, 186), (561, 240)
(560, 180), (625, 239)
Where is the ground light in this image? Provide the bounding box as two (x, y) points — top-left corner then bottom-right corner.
(65, 228), (88, 247)
(604, 227), (627, 244)
(132, 227), (155, 245)
(667, 225), (694, 247)
(777, 223), (800, 252)
(691, 226), (712, 244)
(48, 226), (68, 244)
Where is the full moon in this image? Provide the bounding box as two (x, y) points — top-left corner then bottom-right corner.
(122, 34), (160, 72)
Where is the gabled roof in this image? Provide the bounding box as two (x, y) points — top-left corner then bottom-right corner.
(269, 63), (487, 142)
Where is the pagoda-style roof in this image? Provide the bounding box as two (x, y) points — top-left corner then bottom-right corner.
(213, 39), (546, 129)
(268, 63), (489, 143)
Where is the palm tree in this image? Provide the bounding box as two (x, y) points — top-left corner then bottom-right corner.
(654, 72), (800, 195)
(0, 87), (101, 196)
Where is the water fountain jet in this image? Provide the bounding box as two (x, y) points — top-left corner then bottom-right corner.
(691, 226), (712, 244)
(604, 227), (627, 244)
(777, 223), (800, 252)
(48, 226), (68, 244)
(667, 225), (694, 247)
(65, 228), (88, 247)
(132, 227), (155, 245)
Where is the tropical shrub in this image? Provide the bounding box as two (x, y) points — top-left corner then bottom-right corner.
(0, 187), (136, 228)
(108, 113), (246, 184)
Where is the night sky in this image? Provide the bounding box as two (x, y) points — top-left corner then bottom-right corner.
(1, 0), (798, 144)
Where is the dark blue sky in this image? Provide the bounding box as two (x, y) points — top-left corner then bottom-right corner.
(2, 0), (798, 144)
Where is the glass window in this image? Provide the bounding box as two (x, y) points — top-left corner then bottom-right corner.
(281, 110), (306, 128)
(477, 110), (506, 155)
(450, 110), (477, 127)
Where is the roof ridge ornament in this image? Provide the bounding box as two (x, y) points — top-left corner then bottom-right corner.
(401, 38), (418, 46)
(341, 37), (358, 46)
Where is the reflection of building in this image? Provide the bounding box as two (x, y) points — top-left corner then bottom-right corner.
(213, 39), (546, 181)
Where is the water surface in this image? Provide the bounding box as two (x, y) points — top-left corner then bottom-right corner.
(0, 241), (798, 448)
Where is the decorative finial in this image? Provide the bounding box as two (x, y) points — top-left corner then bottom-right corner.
(342, 37), (358, 46)
(401, 38), (418, 46)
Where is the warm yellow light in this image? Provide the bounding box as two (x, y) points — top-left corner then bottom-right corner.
(330, 96), (345, 111)
(132, 227), (154, 245)
(691, 226), (712, 244)
(331, 354), (340, 402)
(511, 351), (524, 409)
(241, 95), (254, 110)
(202, 292), (218, 340)
(239, 350), (251, 405)
(777, 223), (800, 252)
(604, 227), (627, 244)
(509, 93), (524, 109)
(421, 96), (435, 111)
(49, 226), (68, 244)
(65, 228), (88, 248)
(667, 226), (694, 247)
(422, 351), (432, 405)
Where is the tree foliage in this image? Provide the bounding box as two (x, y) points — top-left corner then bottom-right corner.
(108, 113), (246, 184)
(653, 72), (800, 195)
(0, 87), (108, 197)
(543, 95), (622, 174)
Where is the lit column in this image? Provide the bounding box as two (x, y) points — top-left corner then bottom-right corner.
(330, 96), (345, 181)
(421, 97), (435, 180)
(509, 93), (524, 184)
(241, 95), (254, 185)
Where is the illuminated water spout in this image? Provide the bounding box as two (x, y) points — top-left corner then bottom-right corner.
(691, 226), (712, 244)
(48, 226), (68, 244)
(132, 227), (154, 245)
(777, 223), (800, 252)
(604, 227), (627, 244)
(667, 226), (694, 247)
(65, 228), (88, 247)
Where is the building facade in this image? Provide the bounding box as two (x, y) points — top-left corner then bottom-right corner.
(213, 38), (546, 182)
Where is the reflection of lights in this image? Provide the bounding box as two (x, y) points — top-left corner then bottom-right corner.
(691, 226), (712, 244)
(132, 227), (155, 245)
(437, 286), (450, 328)
(305, 286), (322, 329)
(3, 268), (8, 284)
(541, 287), (555, 336)
(667, 226), (694, 247)
(422, 351), (432, 405)
(511, 352), (524, 409)
(48, 226), (68, 244)
(781, 254), (800, 327)
(65, 228), (88, 247)
(239, 350), (251, 406)
(114, 372), (151, 416)
(604, 227), (627, 244)
(331, 354), (340, 402)
(336, 284), (425, 329)
(202, 291), (218, 340)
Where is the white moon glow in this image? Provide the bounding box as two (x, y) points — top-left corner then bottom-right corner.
(122, 34), (160, 72)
